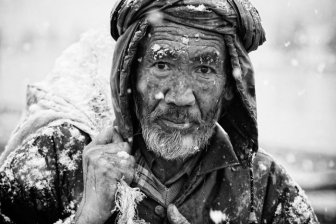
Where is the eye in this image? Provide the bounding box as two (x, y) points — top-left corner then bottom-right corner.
(154, 62), (170, 71)
(195, 66), (215, 74)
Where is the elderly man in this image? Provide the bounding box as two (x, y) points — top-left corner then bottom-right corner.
(0, 0), (318, 224)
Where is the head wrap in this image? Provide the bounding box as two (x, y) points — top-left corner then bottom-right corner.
(110, 0), (266, 166)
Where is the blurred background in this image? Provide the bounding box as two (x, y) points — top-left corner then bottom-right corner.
(0, 0), (335, 223)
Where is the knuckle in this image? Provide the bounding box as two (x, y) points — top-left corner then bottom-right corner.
(128, 156), (136, 164)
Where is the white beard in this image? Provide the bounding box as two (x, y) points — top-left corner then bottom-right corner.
(141, 123), (214, 160)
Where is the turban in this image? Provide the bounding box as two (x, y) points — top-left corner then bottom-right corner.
(110, 0), (266, 167)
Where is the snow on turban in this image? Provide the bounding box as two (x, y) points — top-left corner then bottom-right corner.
(110, 0), (266, 166)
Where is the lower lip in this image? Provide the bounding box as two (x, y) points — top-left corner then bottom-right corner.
(160, 119), (192, 130)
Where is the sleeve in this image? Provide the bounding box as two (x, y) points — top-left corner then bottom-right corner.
(0, 122), (91, 224)
(263, 158), (319, 224)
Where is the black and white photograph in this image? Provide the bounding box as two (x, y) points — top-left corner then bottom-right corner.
(0, 0), (335, 223)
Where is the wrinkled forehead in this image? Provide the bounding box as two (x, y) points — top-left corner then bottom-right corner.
(139, 21), (226, 60)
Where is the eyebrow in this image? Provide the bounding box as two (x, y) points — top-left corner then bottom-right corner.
(148, 45), (178, 60)
(191, 52), (221, 65)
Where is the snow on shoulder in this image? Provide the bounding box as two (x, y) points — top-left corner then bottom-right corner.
(0, 28), (116, 166)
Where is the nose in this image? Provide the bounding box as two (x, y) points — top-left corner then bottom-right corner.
(165, 81), (195, 107)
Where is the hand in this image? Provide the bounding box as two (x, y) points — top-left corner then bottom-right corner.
(75, 127), (136, 224)
(167, 204), (191, 224)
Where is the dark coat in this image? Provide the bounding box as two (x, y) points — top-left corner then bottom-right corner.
(0, 122), (318, 224)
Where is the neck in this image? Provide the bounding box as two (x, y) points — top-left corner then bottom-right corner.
(136, 135), (187, 184)
(151, 156), (185, 184)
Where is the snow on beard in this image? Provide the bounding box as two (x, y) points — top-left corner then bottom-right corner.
(134, 86), (222, 160)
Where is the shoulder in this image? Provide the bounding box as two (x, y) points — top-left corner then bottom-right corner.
(1, 121), (90, 195)
(2, 122), (90, 175)
(253, 148), (319, 223)
(253, 148), (288, 177)
(0, 122), (91, 223)
(252, 148), (300, 194)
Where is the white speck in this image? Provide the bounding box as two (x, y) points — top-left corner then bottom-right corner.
(182, 36), (189, 45)
(154, 92), (164, 100)
(209, 209), (229, 224)
(291, 58), (299, 67)
(195, 33), (200, 41)
(120, 159), (127, 165)
(147, 10), (164, 25)
(328, 160), (335, 168)
(127, 88), (132, 94)
(259, 163), (267, 171)
(186, 4), (208, 11)
(137, 57), (142, 62)
(284, 41), (291, 47)
(1, 213), (11, 222)
(152, 44), (161, 52)
(117, 151), (130, 159)
(128, 137), (133, 142)
(59, 150), (78, 171)
(232, 68), (242, 79)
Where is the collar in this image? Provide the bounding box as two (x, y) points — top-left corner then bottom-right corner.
(133, 122), (240, 176)
(198, 123), (240, 175)
(136, 133), (202, 184)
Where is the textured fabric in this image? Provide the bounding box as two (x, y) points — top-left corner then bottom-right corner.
(110, 0), (265, 167)
(0, 123), (319, 224)
(132, 146), (201, 206)
(0, 123), (90, 224)
(0, 29), (115, 167)
(110, 0), (265, 52)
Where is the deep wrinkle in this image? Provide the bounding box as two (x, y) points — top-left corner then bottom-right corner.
(135, 21), (230, 160)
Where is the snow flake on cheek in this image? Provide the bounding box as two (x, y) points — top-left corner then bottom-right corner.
(140, 73), (166, 101)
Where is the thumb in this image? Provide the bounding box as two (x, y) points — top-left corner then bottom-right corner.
(167, 204), (190, 224)
(93, 126), (124, 145)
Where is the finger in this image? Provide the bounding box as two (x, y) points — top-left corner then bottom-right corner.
(85, 142), (132, 156)
(93, 126), (124, 145)
(167, 204), (190, 224)
(90, 152), (135, 184)
(105, 155), (135, 184)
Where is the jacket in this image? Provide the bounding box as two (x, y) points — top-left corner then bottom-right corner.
(0, 121), (318, 224)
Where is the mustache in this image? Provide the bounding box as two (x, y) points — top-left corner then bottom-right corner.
(149, 107), (203, 125)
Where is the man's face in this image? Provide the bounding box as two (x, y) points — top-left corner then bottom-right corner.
(135, 22), (229, 160)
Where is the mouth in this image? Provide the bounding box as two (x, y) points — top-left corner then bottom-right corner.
(159, 118), (193, 130)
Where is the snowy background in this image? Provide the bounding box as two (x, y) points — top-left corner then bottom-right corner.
(0, 0), (335, 223)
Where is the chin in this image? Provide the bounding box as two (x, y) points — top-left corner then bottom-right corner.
(142, 126), (213, 161)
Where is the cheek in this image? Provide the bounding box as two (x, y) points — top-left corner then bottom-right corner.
(194, 78), (225, 114)
(136, 70), (165, 109)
